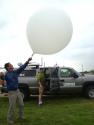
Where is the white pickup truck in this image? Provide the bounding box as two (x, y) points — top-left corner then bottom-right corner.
(1, 66), (94, 100)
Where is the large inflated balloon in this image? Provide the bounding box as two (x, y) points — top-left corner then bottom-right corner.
(27, 8), (73, 54)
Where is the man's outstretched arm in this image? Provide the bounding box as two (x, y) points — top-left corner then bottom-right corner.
(16, 57), (32, 74)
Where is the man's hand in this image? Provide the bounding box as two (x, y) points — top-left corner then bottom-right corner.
(28, 57), (32, 62)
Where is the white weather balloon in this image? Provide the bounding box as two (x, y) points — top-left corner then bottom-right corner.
(27, 8), (73, 54)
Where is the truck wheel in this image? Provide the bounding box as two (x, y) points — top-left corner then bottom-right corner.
(20, 88), (30, 101)
(85, 85), (94, 99)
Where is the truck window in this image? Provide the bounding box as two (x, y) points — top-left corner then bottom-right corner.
(60, 68), (71, 77)
(51, 68), (58, 78)
(45, 68), (50, 78)
(19, 70), (36, 77)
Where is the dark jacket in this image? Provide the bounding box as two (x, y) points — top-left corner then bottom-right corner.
(5, 61), (29, 91)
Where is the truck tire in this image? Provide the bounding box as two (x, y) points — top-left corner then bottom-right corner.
(85, 85), (94, 99)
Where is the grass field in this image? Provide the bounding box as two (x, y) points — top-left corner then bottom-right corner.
(0, 96), (94, 125)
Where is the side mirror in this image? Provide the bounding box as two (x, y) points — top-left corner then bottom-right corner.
(72, 73), (78, 78)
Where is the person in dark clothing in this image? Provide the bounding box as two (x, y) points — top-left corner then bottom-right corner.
(0, 72), (5, 94)
(4, 57), (32, 124)
(0, 72), (5, 86)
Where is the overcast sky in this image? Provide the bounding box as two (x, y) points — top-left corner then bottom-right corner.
(0, 0), (94, 72)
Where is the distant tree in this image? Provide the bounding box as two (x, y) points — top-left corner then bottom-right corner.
(89, 70), (94, 74)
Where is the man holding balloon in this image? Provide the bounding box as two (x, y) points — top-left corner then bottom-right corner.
(4, 57), (32, 124)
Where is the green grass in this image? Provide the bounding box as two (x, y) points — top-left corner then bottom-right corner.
(0, 96), (94, 125)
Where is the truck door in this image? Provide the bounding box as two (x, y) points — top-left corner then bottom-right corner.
(50, 68), (60, 93)
(18, 69), (38, 94)
(59, 68), (80, 94)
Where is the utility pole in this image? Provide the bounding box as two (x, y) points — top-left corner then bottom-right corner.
(82, 64), (83, 73)
(41, 57), (43, 66)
